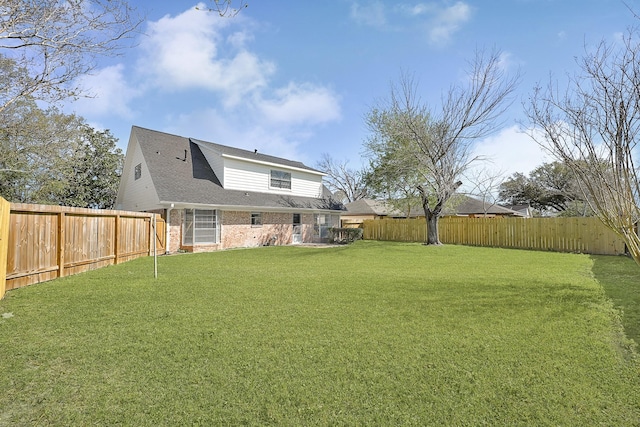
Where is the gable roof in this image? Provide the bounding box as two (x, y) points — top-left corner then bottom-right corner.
(343, 196), (523, 218)
(190, 137), (323, 174)
(444, 195), (524, 216)
(129, 126), (343, 212)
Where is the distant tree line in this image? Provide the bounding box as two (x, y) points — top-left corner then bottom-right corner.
(0, 94), (123, 209)
(498, 161), (594, 217)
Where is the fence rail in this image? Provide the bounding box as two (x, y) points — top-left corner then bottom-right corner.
(362, 217), (627, 256)
(1, 200), (165, 297)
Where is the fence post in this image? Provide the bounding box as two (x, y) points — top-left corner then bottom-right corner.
(57, 212), (65, 278)
(114, 214), (120, 265)
(0, 197), (10, 299)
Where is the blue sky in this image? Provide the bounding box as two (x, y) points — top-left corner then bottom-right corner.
(66, 0), (640, 178)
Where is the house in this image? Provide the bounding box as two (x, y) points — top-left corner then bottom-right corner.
(340, 195), (524, 227)
(115, 126), (344, 253)
(340, 199), (421, 227)
(501, 203), (534, 218)
(443, 196), (526, 218)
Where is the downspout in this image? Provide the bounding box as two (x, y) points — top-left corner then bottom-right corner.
(165, 204), (173, 254)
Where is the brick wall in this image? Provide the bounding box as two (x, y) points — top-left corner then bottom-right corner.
(167, 208), (326, 253)
(168, 209), (183, 253)
(221, 211), (295, 248)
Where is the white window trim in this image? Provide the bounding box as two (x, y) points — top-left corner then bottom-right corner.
(251, 212), (262, 227)
(183, 209), (219, 245)
(269, 169), (292, 190)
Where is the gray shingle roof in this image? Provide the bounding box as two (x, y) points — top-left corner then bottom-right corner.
(190, 137), (323, 173)
(444, 195), (524, 216)
(132, 126), (344, 211)
(344, 199), (420, 217)
(344, 196), (523, 217)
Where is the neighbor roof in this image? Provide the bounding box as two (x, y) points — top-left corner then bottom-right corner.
(131, 126), (344, 211)
(344, 196), (523, 217)
(343, 199), (421, 217)
(444, 195), (524, 216)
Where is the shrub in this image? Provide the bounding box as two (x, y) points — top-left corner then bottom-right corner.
(329, 227), (363, 244)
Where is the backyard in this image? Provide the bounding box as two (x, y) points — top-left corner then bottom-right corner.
(0, 241), (639, 425)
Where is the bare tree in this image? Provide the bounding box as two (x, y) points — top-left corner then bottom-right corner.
(0, 0), (142, 114)
(526, 28), (640, 264)
(316, 153), (369, 204)
(366, 49), (520, 244)
(196, 1), (248, 17)
(463, 166), (505, 216)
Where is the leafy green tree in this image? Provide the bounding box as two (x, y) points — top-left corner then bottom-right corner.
(364, 121), (423, 217)
(57, 126), (124, 209)
(0, 97), (122, 208)
(0, 97), (80, 203)
(498, 162), (591, 215)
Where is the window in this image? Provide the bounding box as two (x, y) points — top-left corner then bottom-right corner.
(314, 214), (337, 239)
(134, 163), (142, 180)
(292, 213), (301, 225)
(183, 209), (218, 245)
(270, 170), (291, 189)
(251, 212), (262, 227)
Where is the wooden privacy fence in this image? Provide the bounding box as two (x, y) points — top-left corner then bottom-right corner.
(362, 217), (627, 255)
(0, 198), (9, 299)
(0, 199), (165, 298)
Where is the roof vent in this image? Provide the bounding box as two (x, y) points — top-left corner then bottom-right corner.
(254, 149), (258, 154)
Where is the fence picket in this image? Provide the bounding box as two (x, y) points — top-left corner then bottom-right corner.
(0, 197), (9, 299)
(362, 216), (626, 255)
(2, 203), (166, 295)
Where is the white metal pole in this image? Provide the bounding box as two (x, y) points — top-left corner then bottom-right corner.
(153, 214), (158, 279)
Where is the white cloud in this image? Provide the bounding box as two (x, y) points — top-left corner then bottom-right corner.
(72, 64), (140, 119)
(139, 4), (275, 107)
(472, 125), (550, 176)
(256, 83), (341, 126)
(350, 1), (387, 27)
(167, 108), (307, 161)
(70, 4), (342, 161)
(163, 81), (342, 162)
(399, 3), (436, 16)
(427, 1), (472, 46)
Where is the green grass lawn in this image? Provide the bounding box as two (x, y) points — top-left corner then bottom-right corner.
(0, 241), (639, 426)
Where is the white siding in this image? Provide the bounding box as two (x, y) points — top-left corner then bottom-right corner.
(223, 157), (323, 197)
(115, 137), (160, 211)
(292, 174), (323, 198)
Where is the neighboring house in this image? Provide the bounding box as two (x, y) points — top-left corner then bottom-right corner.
(341, 199), (421, 227)
(341, 196), (524, 227)
(501, 203), (534, 218)
(116, 126), (344, 253)
(443, 196), (526, 218)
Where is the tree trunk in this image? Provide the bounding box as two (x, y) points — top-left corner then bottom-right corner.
(425, 211), (441, 245)
(417, 185), (443, 245)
